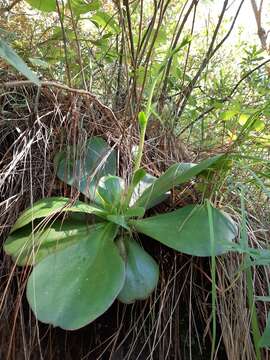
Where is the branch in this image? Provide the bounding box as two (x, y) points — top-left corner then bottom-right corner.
(250, 0), (268, 50)
(1, 0), (22, 12)
(160, 0), (199, 99)
(176, 0), (245, 117)
(178, 57), (270, 135)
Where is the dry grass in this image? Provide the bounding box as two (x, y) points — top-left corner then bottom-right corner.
(0, 79), (269, 359)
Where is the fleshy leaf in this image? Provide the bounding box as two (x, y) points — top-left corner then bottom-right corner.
(4, 221), (106, 266)
(26, 223), (125, 330)
(55, 137), (116, 202)
(130, 172), (169, 208)
(133, 156), (223, 209)
(106, 215), (129, 230)
(97, 175), (124, 209)
(117, 237), (159, 304)
(130, 203), (237, 256)
(10, 197), (106, 233)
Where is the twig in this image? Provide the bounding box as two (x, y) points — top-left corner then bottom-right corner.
(176, 0), (245, 117)
(160, 0), (198, 100)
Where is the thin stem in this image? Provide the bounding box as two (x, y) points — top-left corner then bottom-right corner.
(56, 0), (71, 87)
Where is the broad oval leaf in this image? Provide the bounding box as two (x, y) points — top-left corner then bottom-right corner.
(134, 155), (223, 209)
(26, 223), (125, 330)
(130, 203), (237, 256)
(117, 237), (159, 304)
(0, 39), (40, 85)
(25, 0), (56, 12)
(4, 220), (106, 266)
(55, 137), (116, 202)
(10, 197), (106, 233)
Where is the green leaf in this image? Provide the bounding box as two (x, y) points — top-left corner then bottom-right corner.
(238, 113), (249, 126)
(26, 223), (125, 330)
(124, 207), (145, 218)
(130, 203), (237, 256)
(220, 110), (238, 121)
(10, 197), (106, 233)
(29, 57), (49, 69)
(25, 0), (56, 12)
(97, 175), (124, 209)
(106, 215), (129, 230)
(70, 0), (100, 15)
(4, 220), (106, 266)
(259, 312), (270, 348)
(0, 39), (40, 85)
(255, 296), (270, 302)
(252, 119), (265, 132)
(132, 168), (147, 188)
(138, 111), (147, 129)
(117, 237), (159, 304)
(55, 137), (116, 202)
(134, 156), (223, 209)
(130, 172), (169, 208)
(91, 11), (120, 33)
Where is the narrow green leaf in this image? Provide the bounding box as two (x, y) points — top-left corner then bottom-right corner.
(117, 237), (159, 304)
(130, 203), (237, 256)
(0, 39), (40, 85)
(138, 111), (147, 129)
(134, 156), (223, 209)
(255, 296), (270, 302)
(26, 223), (125, 330)
(11, 197), (106, 233)
(259, 312), (270, 348)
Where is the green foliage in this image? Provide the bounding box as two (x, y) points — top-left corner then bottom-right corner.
(4, 136), (237, 330)
(133, 158), (222, 209)
(117, 236), (159, 304)
(26, 222), (125, 330)
(0, 38), (40, 84)
(70, 0), (101, 15)
(25, 0), (57, 12)
(55, 137), (116, 203)
(130, 204), (237, 256)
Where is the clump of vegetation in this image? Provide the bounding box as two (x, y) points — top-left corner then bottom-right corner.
(4, 132), (236, 330)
